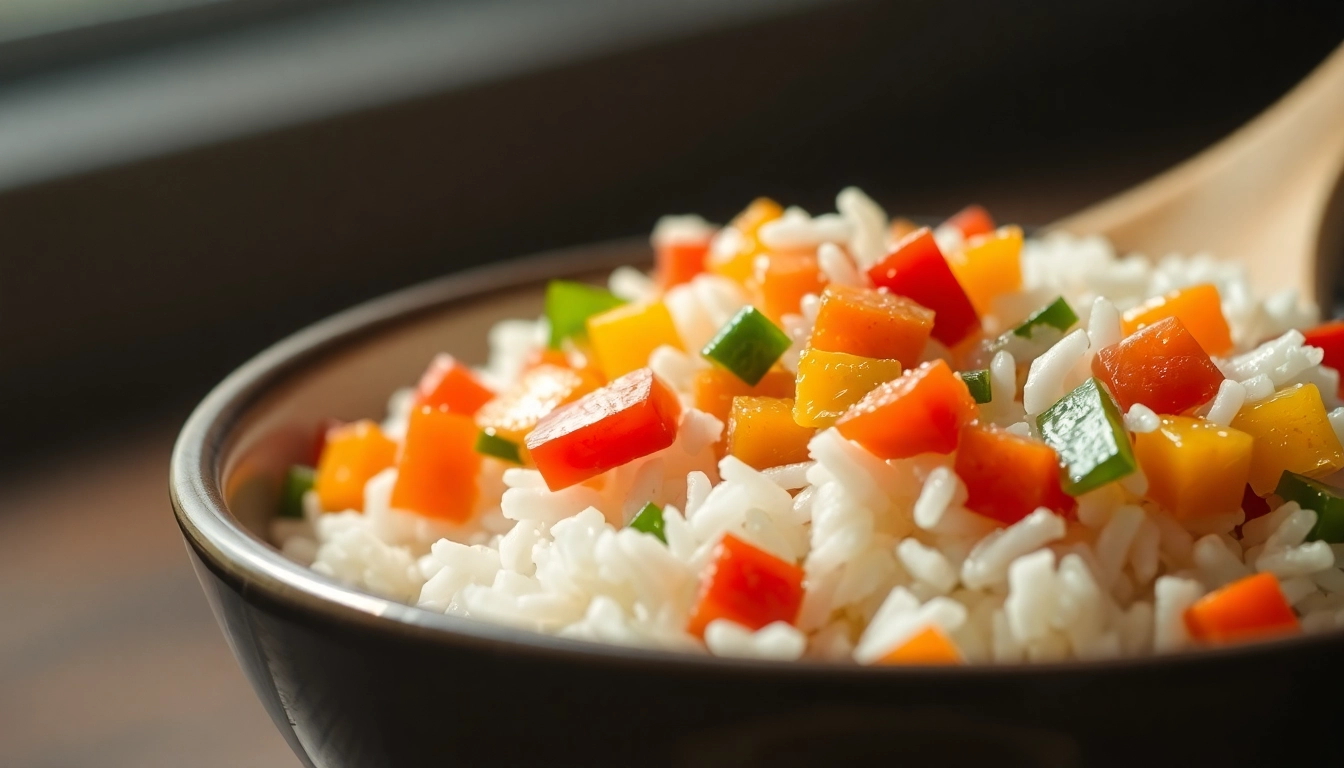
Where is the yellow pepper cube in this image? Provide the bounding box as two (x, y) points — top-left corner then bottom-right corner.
(1134, 416), (1253, 519)
(1232, 383), (1344, 494)
(946, 225), (1023, 316)
(707, 197), (783, 284)
(793, 347), (903, 428)
(728, 396), (815, 470)
(586, 300), (684, 381)
(315, 419), (398, 512)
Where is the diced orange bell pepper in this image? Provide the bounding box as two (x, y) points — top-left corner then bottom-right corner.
(835, 359), (977, 459)
(1121, 283), (1232, 356)
(526, 367), (681, 490)
(727, 396), (815, 470)
(1134, 416), (1253, 520)
(1092, 316), (1225, 415)
(476, 364), (599, 444)
(412, 353), (495, 415)
(810, 284), (934, 363)
(707, 198), (783, 284)
(1184, 572), (1299, 645)
(687, 533), (804, 637)
(1231, 382), (1344, 494)
(876, 625), (963, 665)
(390, 405), (481, 521)
(586, 300), (684, 381)
(946, 225), (1023, 316)
(867, 226), (980, 346)
(522, 347), (572, 371)
(954, 422), (1074, 524)
(944, 204), (995, 240)
(793, 346), (903, 428)
(314, 420), (398, 512)
(754, 251), (826, 323)
(888, 217), (919, 245)
(656, 240), (711, 289)
(692, 367), (795, 438)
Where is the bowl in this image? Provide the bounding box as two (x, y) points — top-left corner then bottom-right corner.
(171, 239), (1344, 768)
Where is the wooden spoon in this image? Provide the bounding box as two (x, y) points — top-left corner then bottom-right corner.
(1046, 42), (1344, 315)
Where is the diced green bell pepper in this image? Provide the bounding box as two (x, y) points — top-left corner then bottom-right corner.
(1013, 296), (1078, 339)
(474, 429), (523, 464)
(280, 465), (315, 519)
(1275, 470), (1344, 543)
(701, 305), (792, 386)
(959, 369), (993, 404)
(545, 280), (626, 349)
(629, 502), (667, 543)
(1037, 377), (1136, 495)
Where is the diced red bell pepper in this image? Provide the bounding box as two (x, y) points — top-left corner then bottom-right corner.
(687, 533), (804, 637)
(867, 227), (980, 346)
(1234, 483), (1272, 538)
(1091, 316), (1224, 415)
(1304, 320), (1344, 398)
(413, 354), (495, 415)
(390, 405), (481, 521)
(525, 367), (681, 490)
(656, 241), (711, 289)
(954, 422), (1075, 524)
(835, 359), (977, 459)
(944, 205), (995, 240)
(1184, 572), (1299, 645)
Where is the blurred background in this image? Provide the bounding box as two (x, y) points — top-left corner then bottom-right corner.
(1, 1), (1341, 765)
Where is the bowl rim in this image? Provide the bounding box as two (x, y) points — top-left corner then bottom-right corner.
(171, 236), (1342, 678)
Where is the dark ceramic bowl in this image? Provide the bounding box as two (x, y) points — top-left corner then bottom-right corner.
(172, 239), (1344, 768)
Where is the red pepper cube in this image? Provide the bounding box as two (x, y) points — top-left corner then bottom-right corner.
(954, 422), (1075, 525)
(1091, 315), (1224, 415)
(413, 353), (495, 415)
(390, 405), (482, 521)
(944, 204), (995, 239)
(835, 359), (977, 459)
(687, 533), (804, 637)
(1184, 572), (1300, 645)
(656, 240), (711, 289)
(867, 227), (980, 346)
(1303, 320), (1344, 398)
(525, 367), (681, 490)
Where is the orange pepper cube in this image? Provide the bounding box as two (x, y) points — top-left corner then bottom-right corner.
(526, 367), (681, 490)
(754, 251), (826, 323)
(727, 396), (815, 470)
(1092, 316), (1225, 415)
(586, 300), (684, 381)
(390, 406), (481, 521)
(955, 422), (1074, 525)
(1184, 572), (1299, 645)
(793, 347), (903, 428)
(476, 363), (598, 444)
(1121, 283), (1233, 356)
(836, 359), (976, 460)
(876, 625), (964, 665)
(412, 353), (495, 414)
(810, 284), (933, 363)
(1231, 382), (1344, 494)
(656, 240), (711, 289)
(1134, 416), (1252, 520)
(707, 197), (783, 284)
(687, 533), (804, 637)
(946, 225), (1023, 316)
(692, 367), (795, 428)
(314, 420), (398, 512)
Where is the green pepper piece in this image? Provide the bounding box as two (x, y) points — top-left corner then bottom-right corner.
(629, 502), (667, 543)
(1037, 377), (1136, 495)
(280, 465), (315, 519)
(1275, 471), (1344, 543)
(701, 306), (792, 386)
(474, 429), (523, 464)
(545, 280), (626, 349)
(1012, 296), (1078, 339)
(958, 369), (992, 404)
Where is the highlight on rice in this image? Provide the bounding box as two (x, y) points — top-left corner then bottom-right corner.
(270, 187), (1344, 665)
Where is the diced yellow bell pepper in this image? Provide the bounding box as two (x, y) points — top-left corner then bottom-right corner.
(793, 346), (903, 428)
(707, 197), (782, 284)
(586, 300), (684, 381)
(1231, 383), (1344, 494)
(946, 225), (1023, 316)
(1134, 416), (1253, 519)
(315, 419), (398, 512)
(476, 363), (597, 445)
(728, 396), (815, 470)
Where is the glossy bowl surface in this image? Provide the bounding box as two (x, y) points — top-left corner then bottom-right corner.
(172, 239), (1343, 768)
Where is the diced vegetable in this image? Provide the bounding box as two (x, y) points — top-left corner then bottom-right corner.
(476, 364), (599, 443)
(867, 226), (980, 346)
(1121, 283), (1232, 356)
(526, 367), (681, 491)
(656, 240), (710, 289)
(1134, 417), (1252, 520)
(701, 306), (792, 386)
(545, 280), (626, 349)
(523, 347), (571, 371)
(310, 417), (343, 466)
(793, 347), (904, 428)
(1184, 572), (1299, 645)
(1243, 483), (1271, 521)
(754, 251), (826, 323)
(391, 406), (481, 521)
(687, 533), (804, 637)
(314, 420), (397, 512)
(835, 360), (977, 459)
(692, 367), (795, 428)
(1231, 383), (1344, 494)
(474, 428), (523, 464)
(955, 422), (1074, 524)
(1302, 320), (1344, 397)
(944, 204), (995, 240)
(629, 502), (667, 543)
(1012, 296), (1078, 339)
(707, 197), (783, 284)
(727, 396), (815, 470)
(1275, 471), (1344, 543)
(279, 465), (315, 519)
(412, 353), (495, 415)
(888, 217), (919, 244)
(876, 625), (963, 665)
(1092, 316), (1224, 415)
(810, 284), (934, 363)
(958, 369), (992, 404)
(1037, 378), (1136, 495)
(946, 225), (1023, 316)
(587, 300), (684, 381)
